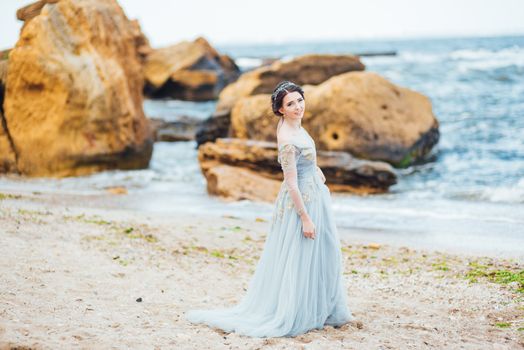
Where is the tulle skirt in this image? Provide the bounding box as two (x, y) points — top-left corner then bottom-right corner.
(185, 171), (353, 337)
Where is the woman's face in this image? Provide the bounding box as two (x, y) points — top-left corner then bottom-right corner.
(279, 91), (305, 120)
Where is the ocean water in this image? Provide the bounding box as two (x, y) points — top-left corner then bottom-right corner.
(1, 35), (523, 257)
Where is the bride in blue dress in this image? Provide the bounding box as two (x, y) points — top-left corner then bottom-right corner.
(186, 80), (353, 337)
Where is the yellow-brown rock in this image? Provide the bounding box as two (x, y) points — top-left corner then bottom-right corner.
(3, 0), (153, 177)
(215, 54), (365, 115)
(230, 71), (439, 167)
(198, 138), (396, 201)
(144, 37), (240, 100)
(205, 165), (281, 202)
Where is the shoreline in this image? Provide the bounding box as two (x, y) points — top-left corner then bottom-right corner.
(1, 192), (523, 349)
(1, 187), (523, 261)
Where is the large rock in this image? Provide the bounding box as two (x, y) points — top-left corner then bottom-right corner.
(17, 1), (151, 61)
(230, 72), (439, 167)
(196, 54), (365, 146)
(204, 165), (281, 202)
(143, 37), (240, 100)
(198, 138), (396, 201)
(215, 54), (365, 116)
(3, 0), (153, 177)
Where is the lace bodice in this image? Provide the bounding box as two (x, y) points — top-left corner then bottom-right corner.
(277, 129), (318, 217)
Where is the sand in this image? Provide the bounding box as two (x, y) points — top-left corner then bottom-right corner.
(0, 191), (523, 349)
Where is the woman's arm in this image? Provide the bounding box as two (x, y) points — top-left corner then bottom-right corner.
(280, 144), (308, 218)
(279, 144), (316, 239)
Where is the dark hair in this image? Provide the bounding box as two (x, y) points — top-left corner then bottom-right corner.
(271, 80), (305, 117)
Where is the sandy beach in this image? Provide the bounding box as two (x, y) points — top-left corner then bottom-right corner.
(0, 191), (522, 349)
(1, 0), (523, 348)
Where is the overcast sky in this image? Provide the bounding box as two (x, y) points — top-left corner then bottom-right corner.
(1, 0), (524, 49)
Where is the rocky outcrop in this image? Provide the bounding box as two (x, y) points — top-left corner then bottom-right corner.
(196, 54), (365, 146)
(3, 0), (153, 177)
(215, 54), (365, 116)
(17, 1), (151, 61)
(143, 37), (240, 100)
(198, 138), (397, 201)
(230, 72), (439, 167)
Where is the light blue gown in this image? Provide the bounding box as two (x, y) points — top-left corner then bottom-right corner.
(186, 129), (353, 337)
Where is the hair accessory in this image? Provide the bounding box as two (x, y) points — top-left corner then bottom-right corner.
(273, 82), (292, 97)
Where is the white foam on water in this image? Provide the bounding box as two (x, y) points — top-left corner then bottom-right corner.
(451, 46), (524, 72)
(398, 51), (443, 63)
(479, 178), (524, 204)
(235, 57), (264, 71)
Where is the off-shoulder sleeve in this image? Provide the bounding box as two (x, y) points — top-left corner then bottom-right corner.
(278, 144), (308, 217)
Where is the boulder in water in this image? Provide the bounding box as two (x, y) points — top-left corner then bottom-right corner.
(143, 37), (240, 100)
(230, 71), (439, 167)
(197, 54), (365, 146)
(3, 0), (153, 177)
(198, 138), (397, 201)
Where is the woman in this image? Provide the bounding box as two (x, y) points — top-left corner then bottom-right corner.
(185, 81), (353, 337)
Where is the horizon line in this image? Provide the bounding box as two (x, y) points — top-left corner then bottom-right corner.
(209, 32), (524, 47)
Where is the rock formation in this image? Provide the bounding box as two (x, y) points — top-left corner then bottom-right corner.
(196, 54), (365, 146)
(143, 37), (240, 100)
(229, 72), (439, 167)
(3, 0), (153, 177)
(215, 54), (366, 115)
(198, 138), (397, 201)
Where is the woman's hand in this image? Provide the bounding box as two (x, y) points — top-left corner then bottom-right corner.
(316, 166), (326, 183)
(301, 215), (316, 240)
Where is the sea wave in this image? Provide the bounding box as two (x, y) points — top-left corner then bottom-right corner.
(235, 57), (264, 71)
(397, 52), (444, 63)
(451, 46), (524, 72)
(478, 178), (524, 204)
